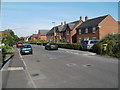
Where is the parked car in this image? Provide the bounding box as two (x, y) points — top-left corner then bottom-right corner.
(20, 44), (33, 55)
(16, 42), (23, 48)
(81, 40), (100, 50)
(45, 43), (58, 50)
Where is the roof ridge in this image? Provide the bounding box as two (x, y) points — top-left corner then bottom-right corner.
(85, 14), (109, 22)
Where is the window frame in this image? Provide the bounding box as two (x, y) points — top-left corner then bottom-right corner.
(92, 27), (96, 33)
(85, 28), (89, 34)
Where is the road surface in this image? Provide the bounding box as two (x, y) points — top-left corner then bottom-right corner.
(3, 45), (118, 88)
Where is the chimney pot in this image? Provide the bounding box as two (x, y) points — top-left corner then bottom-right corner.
(61, 22), (63, 26)
(80, 16), (82, 20)
(85, 16), (88, 21)
(64, 21), (66, 25)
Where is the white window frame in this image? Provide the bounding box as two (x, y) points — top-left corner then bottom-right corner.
(92, 27), (96, 33)
(67, 30), (70, 35)
(79, 38), (82, 43)
(79, 29), (82, 34)
(84, 37), (89, 40)
(67, 39), (70, 43)
(92, 37), (96, 40)
(85, 28), (88, 33)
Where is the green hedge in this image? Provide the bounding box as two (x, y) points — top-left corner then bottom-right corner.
(57, 43), (82, 50)
(2, 45), (14, 61)
(92, 34), (120, 58)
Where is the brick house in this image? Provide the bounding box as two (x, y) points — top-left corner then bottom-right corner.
(46, 23), (65, 43)
(46, 17), (83, 43)
(76, 15), (118, 43)
(60, 17), (83, 43)
(29, 30), (49, 41)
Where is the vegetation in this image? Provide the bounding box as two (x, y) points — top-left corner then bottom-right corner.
(1, 29), (20, 62)
(92, 34), (120, 58)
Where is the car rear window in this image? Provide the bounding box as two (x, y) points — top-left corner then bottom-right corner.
(83, 41), (88, 44)
(50, 43), (57, 45)
(90, 41), (99, 44)
(17, 42), (22, 44)
(22, 45), (31, 48)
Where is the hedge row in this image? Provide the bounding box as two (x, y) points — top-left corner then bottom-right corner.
(92, 34), (120, 58)
(57, 43), (82, 50)
(2, 45), (14, 61)
(25, 41), (82, 50)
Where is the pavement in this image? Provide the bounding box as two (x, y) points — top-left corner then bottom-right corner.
(2, 45), (118, 88)
(2, 47), (35, 88)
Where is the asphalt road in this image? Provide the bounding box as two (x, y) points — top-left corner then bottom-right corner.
(3, 45), (118, 88)
(22, 45), (118, 88)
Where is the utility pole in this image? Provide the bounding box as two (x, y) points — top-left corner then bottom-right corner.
(52, 22), (55, 43)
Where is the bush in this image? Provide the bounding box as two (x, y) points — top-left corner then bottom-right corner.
(2, 45), (14, 61)
(92, 34), (120, 58)
(57, 43), (82, 50)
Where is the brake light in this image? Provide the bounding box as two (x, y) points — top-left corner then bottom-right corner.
(30, 48), (32, 50)
(49, 45), (52, 47)
(20, 48), (22, 51)
(86, 44), (91, 46)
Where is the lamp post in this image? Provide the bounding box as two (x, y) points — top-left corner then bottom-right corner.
(52, 22), (55, 43)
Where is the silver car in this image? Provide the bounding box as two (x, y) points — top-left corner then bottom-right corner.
(81, 40), (100, 50)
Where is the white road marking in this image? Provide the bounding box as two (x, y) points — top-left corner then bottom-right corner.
(17, 49), (37, 88)
(8, 67), (24, 71)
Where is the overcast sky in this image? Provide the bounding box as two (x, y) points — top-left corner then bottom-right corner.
(1, 2), (119, 37)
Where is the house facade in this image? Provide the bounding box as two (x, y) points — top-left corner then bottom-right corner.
(46, 17), (83, 43)
(76, 15), (118, 43)
(29, 30), (49, 41)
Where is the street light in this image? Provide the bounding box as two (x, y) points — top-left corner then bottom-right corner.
(52, 22), (55, 43)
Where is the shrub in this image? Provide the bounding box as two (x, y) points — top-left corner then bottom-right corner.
(57, 43), (82, 50)
(92, 34), (120, 58)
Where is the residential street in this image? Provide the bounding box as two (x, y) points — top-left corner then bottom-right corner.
(3, 45), (118, 88)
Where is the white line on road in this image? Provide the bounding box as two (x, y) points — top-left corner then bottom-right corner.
(17, 49), (37, 88)
(8, 67), (24, 71)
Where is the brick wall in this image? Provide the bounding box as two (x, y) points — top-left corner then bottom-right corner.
(99, 15), (118, 39)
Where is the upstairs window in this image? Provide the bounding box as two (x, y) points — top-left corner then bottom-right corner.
(79, 29), (82, 34)
(85, 28), (88, 33)
(92, 27), (96, 33)
(67, 30), (70, 35)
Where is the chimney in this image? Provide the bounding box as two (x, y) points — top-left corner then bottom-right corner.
(61, 22), (63, 26)
(85, 16), (88, 21)
(80, 16), (82, 20)
(64, 21), (66, 25)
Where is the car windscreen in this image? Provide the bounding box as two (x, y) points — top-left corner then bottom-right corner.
(21, 45), (31, 48)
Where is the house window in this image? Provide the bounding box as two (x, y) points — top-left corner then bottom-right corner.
(79, 38), (82, 43)
(92, 37), (96, 40)
(67, 31), (70, 35)
(85, 28), (88, 33)
(67, 39), (70, 43)
(84, 37), (89, 40)
(92, 27), (96, 33)
(79, 29), (82, 34)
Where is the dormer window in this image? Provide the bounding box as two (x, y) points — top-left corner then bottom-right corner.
(92, 27), (96, 33)
(85, 28), (88, 33)
(79, 29), (82, 34)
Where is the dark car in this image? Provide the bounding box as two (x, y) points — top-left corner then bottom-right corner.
(20, 44), (33, 55)
(45, 43), (58, 50)
(16, 42), (23, 48)
(81, 40), (100, 50)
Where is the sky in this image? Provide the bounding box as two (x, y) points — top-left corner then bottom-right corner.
(1, 2), (119, 37)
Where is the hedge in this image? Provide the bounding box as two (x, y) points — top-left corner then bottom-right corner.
(57, 43), (82, 50)
(92, 34), (120, 58)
